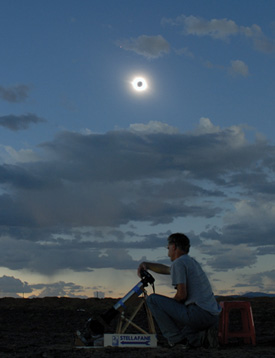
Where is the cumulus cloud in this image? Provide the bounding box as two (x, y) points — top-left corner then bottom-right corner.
(192, 117), (221, 135)
(0, 120), (274, 275)
(117, 35), (170, 59)
(0, 113), (46, 131)
(229, 60), (250, 77)
(162, 14), (275, 52)
(0, 84), (31, 103)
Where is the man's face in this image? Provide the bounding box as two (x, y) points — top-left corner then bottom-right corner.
(167, 242), (176, 261)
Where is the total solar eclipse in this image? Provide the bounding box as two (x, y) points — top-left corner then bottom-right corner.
(132, 77), (148, 92)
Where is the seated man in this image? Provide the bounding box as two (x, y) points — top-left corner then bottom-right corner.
(137, 233), (221, 348)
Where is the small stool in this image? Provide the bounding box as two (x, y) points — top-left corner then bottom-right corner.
(218, 301), (256, 345)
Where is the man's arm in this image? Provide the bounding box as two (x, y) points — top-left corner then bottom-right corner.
(138, 261), (170, 276)
(174, 283), (187, 302)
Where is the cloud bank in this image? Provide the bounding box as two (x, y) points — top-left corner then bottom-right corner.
(1, 119), (275, 288)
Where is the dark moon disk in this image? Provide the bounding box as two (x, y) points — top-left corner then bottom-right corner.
(137, 81), (143, 87)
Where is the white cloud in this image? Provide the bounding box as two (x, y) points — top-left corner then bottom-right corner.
(162, 14), (239, 39)
(240, 24), (275, 53)
(192, 117), (221, 135)
(0, 145), (40, 164)
(184, 16), (238, 39)
(229, 60), (250, 77)
(117, 35), (170, 59)
(162, 14), (275, 52)
(128, 121), (178, 134)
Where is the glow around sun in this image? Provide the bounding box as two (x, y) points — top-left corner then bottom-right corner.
(131, 77), (148, 92)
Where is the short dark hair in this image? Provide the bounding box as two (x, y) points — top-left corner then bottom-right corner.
(168, 233), (190, 253)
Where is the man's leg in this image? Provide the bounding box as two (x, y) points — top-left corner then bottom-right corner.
(146, 294), (188, 345)
(147, 294), (219, 347)
(183, 304), (219, 347)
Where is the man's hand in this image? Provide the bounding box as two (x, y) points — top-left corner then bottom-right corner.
(137, 262), (147, 277)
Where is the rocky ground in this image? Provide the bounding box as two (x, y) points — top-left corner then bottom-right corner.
(0, 296), (274, 357)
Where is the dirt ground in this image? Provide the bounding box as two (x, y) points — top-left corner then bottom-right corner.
(0, 296), (275, 357)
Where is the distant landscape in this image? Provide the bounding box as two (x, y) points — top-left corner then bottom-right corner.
(217, 292), (275, 298)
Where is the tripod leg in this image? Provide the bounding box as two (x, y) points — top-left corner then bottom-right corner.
(121, 315), (149, 334)
(144, 300), (156, 334)
(119, 299), (145, 333)
(116, 314), (123, 333)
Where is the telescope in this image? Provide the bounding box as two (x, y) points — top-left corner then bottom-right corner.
(77, 269), (155, 346)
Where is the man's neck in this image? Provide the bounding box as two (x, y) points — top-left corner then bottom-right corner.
(174, 250), (187, 260)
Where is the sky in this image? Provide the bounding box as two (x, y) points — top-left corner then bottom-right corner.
(0, 0), (275, 299)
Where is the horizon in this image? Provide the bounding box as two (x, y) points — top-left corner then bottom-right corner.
(1, 290), (275, 300)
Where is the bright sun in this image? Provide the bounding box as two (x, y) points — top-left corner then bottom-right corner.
(131, 77), (148, 92)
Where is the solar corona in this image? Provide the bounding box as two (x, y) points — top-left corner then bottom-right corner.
(131, 77), (148, 92)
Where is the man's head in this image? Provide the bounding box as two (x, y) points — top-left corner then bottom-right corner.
(167, 233), (190, 261)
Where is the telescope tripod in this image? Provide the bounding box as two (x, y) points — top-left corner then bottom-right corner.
(115, 290), (155, 334)
(75, 270), (156, 346)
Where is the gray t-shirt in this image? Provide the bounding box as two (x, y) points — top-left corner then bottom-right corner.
(171, 254), (221, 315)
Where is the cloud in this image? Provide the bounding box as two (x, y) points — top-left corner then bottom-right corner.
(0, 235), (142, 274)
(128, 121), (179, 134)
(174, 47), (194, 58)
(0, 275), (87, 298)
(0, 275), (32, 297)
(0, 113), (46, 131)
(203, 243), (258, 271)
(0, 120), (275, 274)
(162, 15), (239, 39)
(32, 281), (86, 297)
(229, 60), (250, 77)
(240, 24), (275, 53)
(117, 35), (170, 59)
(200, 198), (275, 249)
(162, 14), (275, 53)
(0, 84), (31, 103)
(236, 270), (275, 293)
(191, 117), (221, 135)
(0, 145), (39, 164)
